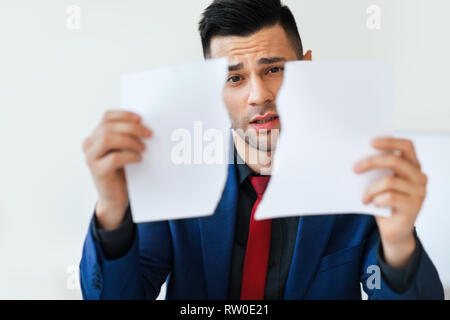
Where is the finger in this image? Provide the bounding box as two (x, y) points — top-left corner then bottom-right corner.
(372, 192), (413, 211)
(103, 122), (152, 139)
(354, 153), (426, 184)
(303, 50), (312, 61)
(371, 137), (420, 168)
(102, 110), (141, 123)
(95, 150), (142, 174)
(363, 175), (425, 204)
(90, 133), (146, 160)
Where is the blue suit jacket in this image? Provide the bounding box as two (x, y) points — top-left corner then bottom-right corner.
(80, 163), (444, 299)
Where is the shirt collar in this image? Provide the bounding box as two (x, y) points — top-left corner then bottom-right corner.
(234, 146), (257, 185)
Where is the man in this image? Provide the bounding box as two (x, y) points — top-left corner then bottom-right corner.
(80, 0), (444, 299)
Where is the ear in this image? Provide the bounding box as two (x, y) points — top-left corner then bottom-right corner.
(302, 50), (312, 61)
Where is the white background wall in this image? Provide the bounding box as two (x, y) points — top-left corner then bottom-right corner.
(0, 0), (448, 299)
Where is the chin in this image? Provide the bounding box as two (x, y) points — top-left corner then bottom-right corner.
(258, 130), (280, 150)
(251, 138), (278, 152)
(234, 127), (279, 151)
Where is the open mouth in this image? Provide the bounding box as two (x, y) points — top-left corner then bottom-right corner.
(251, 115), (279, 124)
(250, 114), (280, 131)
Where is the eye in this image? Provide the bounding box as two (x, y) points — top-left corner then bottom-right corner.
(227, 75), (242, 83)
(268, 66), (284, 74)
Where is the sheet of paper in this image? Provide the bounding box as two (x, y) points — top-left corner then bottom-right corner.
(255, 61), (394, 220)
(121, 58), (230, 223)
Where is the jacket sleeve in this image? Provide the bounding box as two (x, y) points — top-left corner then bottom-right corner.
(360, 226), (444, 299)
(79, 214), (173, 300)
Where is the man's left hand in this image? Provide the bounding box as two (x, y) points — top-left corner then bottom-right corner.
(354, 137), (427, 268)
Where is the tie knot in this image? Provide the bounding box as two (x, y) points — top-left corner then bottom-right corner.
(249, 175), (271, 196)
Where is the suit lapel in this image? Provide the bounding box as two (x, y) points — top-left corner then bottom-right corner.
(198, 158), (337, 300)
(284, 215), (336, 299)
(199, 163), (239, 299)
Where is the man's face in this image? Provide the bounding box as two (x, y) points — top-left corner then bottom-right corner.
(209, 24), (299, 152)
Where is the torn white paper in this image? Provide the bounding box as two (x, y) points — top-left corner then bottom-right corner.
(121, 59), (230, 223)
(255, 61), (394, 220)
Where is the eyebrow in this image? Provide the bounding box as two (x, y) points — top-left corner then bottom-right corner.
(258, 56), (286, 65)
(228, 63), (244, 71)
(227, 56), (287, 72)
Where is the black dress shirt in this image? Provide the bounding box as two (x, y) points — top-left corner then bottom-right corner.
(91, 151), (422, 297)
(227, 154), (299, 299)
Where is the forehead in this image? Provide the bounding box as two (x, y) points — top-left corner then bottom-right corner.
(208, 24), (297, 64)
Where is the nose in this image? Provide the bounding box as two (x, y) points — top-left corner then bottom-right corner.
(247, 75), (274, 107)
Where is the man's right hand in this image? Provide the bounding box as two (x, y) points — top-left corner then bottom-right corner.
(82, 110), (152, 230)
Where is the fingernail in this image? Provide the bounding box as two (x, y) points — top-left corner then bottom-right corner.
(354, 162), (363, 172)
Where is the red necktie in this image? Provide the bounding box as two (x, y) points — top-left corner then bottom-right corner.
(240, 175), (272, 300)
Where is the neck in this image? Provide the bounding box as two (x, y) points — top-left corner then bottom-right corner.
(232, 130), (273, 175)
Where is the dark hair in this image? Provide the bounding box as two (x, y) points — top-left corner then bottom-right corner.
(198, 0), (303, 59)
